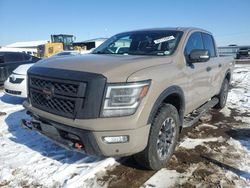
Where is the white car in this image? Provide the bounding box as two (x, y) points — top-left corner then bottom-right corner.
(4, 51), (86, 98)
(4, 63), (33, 98)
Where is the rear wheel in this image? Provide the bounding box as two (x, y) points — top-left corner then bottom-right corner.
(134, 104), (180, 170)
(214, 79), (229, 109)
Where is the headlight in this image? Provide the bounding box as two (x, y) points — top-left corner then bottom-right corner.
(101, 80), (151, 117)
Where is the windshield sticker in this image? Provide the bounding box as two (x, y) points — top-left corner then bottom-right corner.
(154, 36), (175, 44)
(164, 51), (170, 55)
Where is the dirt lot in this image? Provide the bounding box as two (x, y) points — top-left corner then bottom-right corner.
(99, 108), (250, 188)
(98, 65), (250, 188)
(0, 65), (250, 188)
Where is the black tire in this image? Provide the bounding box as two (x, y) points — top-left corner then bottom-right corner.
(134, 104), (180, 170)
(214, 78), (229, 109)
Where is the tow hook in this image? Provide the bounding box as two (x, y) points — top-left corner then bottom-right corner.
(21, 119), (33, 129)
(21, 119), (85, 151)
(74, 142), (84, 149)
(21, 119), (40, 130)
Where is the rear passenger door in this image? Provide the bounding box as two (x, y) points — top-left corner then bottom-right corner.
(184, 32), (211, 111)
(201, 33), (222, 96)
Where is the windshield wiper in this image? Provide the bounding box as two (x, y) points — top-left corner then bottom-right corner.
(127, 51), (145, 55)
(127, 51), (157, 56)
(93, 51), (105, 54)
(93, 51), (114, 55)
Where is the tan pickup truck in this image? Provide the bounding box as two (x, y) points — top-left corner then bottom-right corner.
(22, 27), (234, 170)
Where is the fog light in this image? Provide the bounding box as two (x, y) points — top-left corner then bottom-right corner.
(102, 136), (129, 144)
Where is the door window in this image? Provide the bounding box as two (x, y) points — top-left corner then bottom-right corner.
(184, 32), (204, 56)
(202, 33), (216, 57)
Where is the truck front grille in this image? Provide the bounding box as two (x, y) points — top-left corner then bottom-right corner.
(30, 77), (79, 97)
(31, 90), (75, 114)
(29, 76), (86, 118)
(27, 66), (107, 119)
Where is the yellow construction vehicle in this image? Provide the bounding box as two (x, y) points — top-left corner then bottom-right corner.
(37, 34), (75, 58)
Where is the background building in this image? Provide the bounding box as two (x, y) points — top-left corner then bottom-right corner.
(0, 40), (48, 55)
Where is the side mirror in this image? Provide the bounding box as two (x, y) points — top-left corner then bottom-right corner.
(189, 49), (210, 63)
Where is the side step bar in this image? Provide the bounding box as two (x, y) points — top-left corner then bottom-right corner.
(183, 97), (219, 128)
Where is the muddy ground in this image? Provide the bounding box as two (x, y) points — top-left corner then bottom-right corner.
(97, 107), (250, 188)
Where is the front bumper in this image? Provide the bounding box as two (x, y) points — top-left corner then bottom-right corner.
(21, 115), (150, 157)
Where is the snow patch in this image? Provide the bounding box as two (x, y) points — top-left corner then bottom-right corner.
(197, 123), (218, 129)
(220, 106), (232, 117)
(179, 137), (224, 149)
(0, 93), (118, 187)
(141, 169), (181, 188)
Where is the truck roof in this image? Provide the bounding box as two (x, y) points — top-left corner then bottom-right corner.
(118, 27), (212, 35)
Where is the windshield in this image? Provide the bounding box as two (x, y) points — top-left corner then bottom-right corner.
(93, 30), (183, 56)
(52, 35), (74, 46)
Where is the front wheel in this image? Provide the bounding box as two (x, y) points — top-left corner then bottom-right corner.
(134, 104), (180, 170)
(214, 79), (229, 109)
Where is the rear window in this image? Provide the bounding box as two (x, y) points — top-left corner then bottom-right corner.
(239, 48), (250, 51)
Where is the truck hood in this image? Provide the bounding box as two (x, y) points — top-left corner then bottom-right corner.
(33, 54), (173, 82)
(13, 63), (34, 75)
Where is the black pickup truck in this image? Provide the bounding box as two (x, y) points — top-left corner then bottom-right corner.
(0, 51), (40, 85)
(236, 47), (250, 59)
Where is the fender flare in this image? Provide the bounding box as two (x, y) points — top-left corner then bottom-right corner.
(225, 69), (231, 82)
(147, 85), (185, 126)
(217, 69), (231, 95)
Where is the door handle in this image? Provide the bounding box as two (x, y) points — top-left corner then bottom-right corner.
(206, 67), (212, 72)
(218, 64), (222, 68)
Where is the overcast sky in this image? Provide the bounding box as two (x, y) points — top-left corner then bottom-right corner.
(0, 0), (250, 46)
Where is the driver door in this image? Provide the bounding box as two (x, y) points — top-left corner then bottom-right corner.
(184, 32), (211, 112)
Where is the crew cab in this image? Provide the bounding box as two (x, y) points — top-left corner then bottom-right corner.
(22, 27), (234, 170)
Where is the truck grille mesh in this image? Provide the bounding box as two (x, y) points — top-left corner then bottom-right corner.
(32, 91), (75, 114)
(29, 76), (86, 118)
(30, 77), (79, 96)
